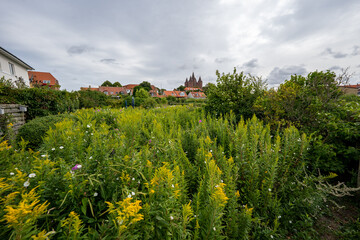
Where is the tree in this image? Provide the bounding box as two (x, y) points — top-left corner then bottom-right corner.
(113, 81), (122, 87)
(101, 80), (113, 87)
(205, 68), (267, 120)
(254, 70), (360, 185)
(133, 81), (152, 96)
(135, 88), (150, 98)
(176, 85), (185, 91)
(139, 81), (152, 91)
(203, 83), (216, 95)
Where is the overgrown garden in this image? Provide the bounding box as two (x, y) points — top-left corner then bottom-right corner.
(0, 69), (359, 239)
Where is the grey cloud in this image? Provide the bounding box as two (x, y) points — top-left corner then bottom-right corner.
(333, 52), (347, 59)
(267, 65), (307, 84)
(322, 48), (347, 59)
(242, 59), (258, 69)
(215, 57), (232, 64)
(329, 66), (342, 71)
(100, 58), (117, 64)
(67, 45), (92, 55)
(261, 0), (360, 43)
(352, 45), (360, 56)
(178, 64), (188, 70)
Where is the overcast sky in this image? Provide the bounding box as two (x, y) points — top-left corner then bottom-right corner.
(1, 0), (360, 91)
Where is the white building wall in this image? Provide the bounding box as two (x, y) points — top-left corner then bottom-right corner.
(0, 54), (30, 86)
(187, 92), (195, 98)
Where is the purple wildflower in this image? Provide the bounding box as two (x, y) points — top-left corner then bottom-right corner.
(199, 120), (202, 123)
(72, 164), (82, 171)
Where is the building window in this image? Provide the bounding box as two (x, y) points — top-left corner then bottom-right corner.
(9, 62), (15, 75)
(110, 92), (113, 95)
(43, 80), (51, 84)
(104, 91), (108, 95)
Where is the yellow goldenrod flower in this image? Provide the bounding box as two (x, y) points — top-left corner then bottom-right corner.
(211, 183), (229, 207)
(31, 229), (56, 240)
(61, 211), (83, 234)
(106, 197), (143, 236)
(3, 188), (49, 231)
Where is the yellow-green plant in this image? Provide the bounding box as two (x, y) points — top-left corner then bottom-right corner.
(2, 187), (49, 240)
(60, 211), (84, 239)
(106, 197), (143, 239)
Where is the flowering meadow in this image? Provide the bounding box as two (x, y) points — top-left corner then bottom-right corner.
(0, 106), (332, 239)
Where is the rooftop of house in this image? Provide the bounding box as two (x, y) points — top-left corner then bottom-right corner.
(0, 47), (34, 70)
(339, 84), (360, 89)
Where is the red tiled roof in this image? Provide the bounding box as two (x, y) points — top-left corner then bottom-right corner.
(99, 86), (127, 95)
(340, 84), (360, 89)
(163, 91), (187, 98)
(185, 87), (202, 91)
(80, 87), (99, 91)
(28, 71), (59, 89)
(123, 84), (139, 89)
(189, 92), (206, 98)
(123, 84), (158, 91)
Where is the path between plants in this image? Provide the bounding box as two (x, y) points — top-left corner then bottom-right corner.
(315, 196), (359, 239)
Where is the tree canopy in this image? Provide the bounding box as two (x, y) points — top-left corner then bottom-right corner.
(101, 80), (113, 87)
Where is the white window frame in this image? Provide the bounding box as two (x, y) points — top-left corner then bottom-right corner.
(9, 62), (15, 75)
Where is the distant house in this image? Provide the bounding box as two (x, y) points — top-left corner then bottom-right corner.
(0, 47), (34, 86)
(80, 86), (127, 96)
(185, 87), (202, 92)
(188, 92), (206, 99)
(339, 84), (360, 96)
(28, 71), (60, 90)
(123, 84), (158, 96)
(163, 91), (187, 98)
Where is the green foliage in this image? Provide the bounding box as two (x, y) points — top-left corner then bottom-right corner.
(133, 81), (152, 96)
(101, 80), (113, 87)
(177, 85), (185, 91)
(135, 88), (150, 98)
(113, 81), (122, 87)
(254, 70), (360, 183)
(78, 90), (114, 109)
(0, 106), (334, 239)
(16, 114), (71, 150)
(142, 97), (157, 109)
(205, 68), (267, 120)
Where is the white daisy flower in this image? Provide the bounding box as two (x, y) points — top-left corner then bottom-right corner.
(29, 173), (36, 178)
(24, 180), (30, 187)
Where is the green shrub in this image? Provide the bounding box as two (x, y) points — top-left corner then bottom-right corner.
(16, 114), (71, 150)
(78, 90), (111, 109)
